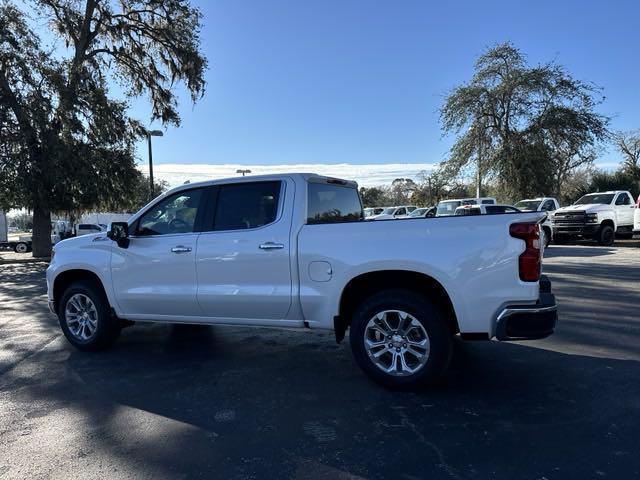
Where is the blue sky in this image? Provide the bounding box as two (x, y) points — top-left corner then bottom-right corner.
(128, 0), (638, 179)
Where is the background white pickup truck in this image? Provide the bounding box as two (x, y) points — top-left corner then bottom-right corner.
(47, 173), (557, 388)
(552, 191), (635, 245)
(514, 197), (560, 247)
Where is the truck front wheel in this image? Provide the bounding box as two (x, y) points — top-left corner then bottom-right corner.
(597, 225), (615, 246)
(349, 289), (453, 389)
(58, 281), (121, 351)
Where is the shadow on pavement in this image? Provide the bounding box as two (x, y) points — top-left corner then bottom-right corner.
(1, 323), (639, 479)
(1, 252), (639, 478)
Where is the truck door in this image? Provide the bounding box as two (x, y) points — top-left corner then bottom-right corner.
(195, 179), (293, 321)
(111, 188), (206, 318)
(614, 193), (634, 227)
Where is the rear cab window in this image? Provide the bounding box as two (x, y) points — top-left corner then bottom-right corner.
(307, 181), (363, 224)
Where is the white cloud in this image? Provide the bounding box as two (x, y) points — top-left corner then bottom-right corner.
(139, 163), (438, 188)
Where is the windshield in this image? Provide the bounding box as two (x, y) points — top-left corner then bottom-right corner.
(574, 193), (614, 205)
(410, 208), (427, 217)
(437, 201), (461, 216)
(382, 207), (396, 215)
(514, 200), (541, 211)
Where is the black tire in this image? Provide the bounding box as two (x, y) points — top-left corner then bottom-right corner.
(349, 289), (453, 389)
(58, 280), (121, 351)
(14, 242), (29, 254)
(597, 224), (615, 246)
(542, 227), (552, 248)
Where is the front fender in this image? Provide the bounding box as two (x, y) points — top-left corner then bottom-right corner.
(47, 238), (117, 313)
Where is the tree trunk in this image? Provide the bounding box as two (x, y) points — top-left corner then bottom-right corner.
(32, 205), (52, 258)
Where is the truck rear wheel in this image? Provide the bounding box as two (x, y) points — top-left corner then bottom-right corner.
(597, 225), (615, 246)
(58, 280), (121, 351)
(14, 242), (29, 253)
(349, 289), (453, 389)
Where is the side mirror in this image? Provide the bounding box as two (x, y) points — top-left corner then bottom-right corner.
(107, 222), (130, 248)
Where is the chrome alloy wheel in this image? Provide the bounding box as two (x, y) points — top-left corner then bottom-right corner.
(64, 293), (99, 341)
(364, 310), (430, 376)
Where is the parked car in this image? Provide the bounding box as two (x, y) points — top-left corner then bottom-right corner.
(514, 197), (560, 247)
(552, 191), (635, 245)
(436, 197), (497, 217)
(371, 205), (417, 220)
(364, 207), (384, 219)
(454, 204), (521, 215)
(409, 207), (436, 218)
(47, 173), (556, 389)
(75, 224), (107, 236)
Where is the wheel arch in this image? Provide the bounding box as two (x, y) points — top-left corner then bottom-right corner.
(334, 270), (459, 343)
(53, 269), (110, 313)
(601, 218), (615, 229)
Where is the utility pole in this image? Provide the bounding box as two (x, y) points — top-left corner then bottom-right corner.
(147, 130), (163, 200)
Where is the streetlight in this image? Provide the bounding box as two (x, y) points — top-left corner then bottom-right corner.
(147, 130), (163, 199)
(469, 121), (486, 198)
(236, 169), (251, 177)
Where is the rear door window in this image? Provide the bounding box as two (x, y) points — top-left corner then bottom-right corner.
(213, 181), (281, 231)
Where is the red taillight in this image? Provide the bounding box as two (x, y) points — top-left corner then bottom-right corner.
(510, 222), (541, 282)
(636, 196), (640, 208)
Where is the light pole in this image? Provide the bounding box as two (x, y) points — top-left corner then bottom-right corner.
(147, 130), (163, 199)
(476, 125), (482, 198)
(470, 121), (485, 198)
(236, 169), (251, 177)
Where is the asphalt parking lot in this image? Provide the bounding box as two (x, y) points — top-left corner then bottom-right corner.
(0, 240), (639, 479)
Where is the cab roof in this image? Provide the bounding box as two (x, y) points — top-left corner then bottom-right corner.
(163, 172), (358, 195)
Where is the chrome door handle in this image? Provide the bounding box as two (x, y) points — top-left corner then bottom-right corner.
(259, 242), (284, 250)
(171, 245), (192, 254)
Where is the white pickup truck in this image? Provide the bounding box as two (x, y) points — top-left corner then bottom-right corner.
(514, 197), (560, 247)
(552, 191), (635, 245)
(47, 173), (557, 388)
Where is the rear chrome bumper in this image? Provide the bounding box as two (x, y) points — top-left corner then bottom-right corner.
(496, 275), (558, 341)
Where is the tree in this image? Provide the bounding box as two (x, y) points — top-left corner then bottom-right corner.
(0, 0), (207, 256)
(359, 186), (390, 208)
(587, 169), (639, 199)
(389, 178), (417, 204)
(411, 170), (449, 206)
(614, 130), (640, 177)
(440, 43), (609, 199)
